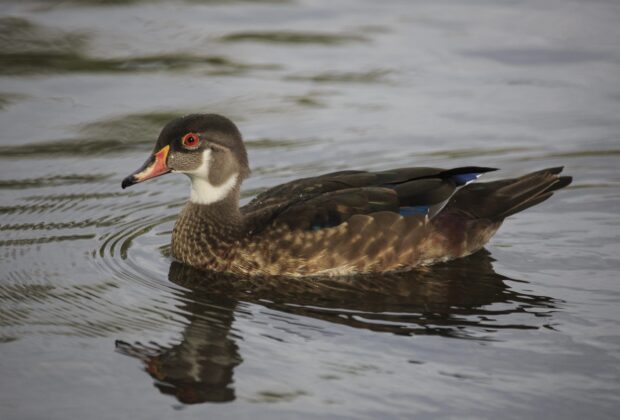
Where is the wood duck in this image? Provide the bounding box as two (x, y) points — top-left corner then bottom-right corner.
(121, 114), (571, 276)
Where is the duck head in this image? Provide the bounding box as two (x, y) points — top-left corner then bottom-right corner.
(122, 114), (250, 204)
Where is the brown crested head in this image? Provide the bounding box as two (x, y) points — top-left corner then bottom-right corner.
(154, 114), (249, 178)
(121, 114), (250, 203)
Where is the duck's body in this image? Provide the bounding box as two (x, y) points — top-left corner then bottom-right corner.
(122, 114), (571, 276)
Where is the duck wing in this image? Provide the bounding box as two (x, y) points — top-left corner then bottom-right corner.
(241, 166), (497, 233)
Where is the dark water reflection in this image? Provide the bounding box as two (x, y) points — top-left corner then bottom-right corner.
(117, 250), (555, 404)
(116, 291), (241, 404)
(0, 16), (280, 76)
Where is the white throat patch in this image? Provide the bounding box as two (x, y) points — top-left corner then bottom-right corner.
(186, 149), (239, 205)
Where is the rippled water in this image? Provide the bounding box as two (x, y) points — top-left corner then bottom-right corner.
(1, 0), (619, 419)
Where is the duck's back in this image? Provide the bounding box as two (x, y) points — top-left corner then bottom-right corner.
(234, 166), (491, 275)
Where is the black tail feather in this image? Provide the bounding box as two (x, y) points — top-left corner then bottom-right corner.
(499, 191), (554, 219)
(550, 175), (573, 192)
(444, 167), (572, 221)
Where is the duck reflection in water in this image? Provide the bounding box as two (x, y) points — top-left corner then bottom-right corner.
(115, 249), (556, 404)
(116, 292), (241, 404)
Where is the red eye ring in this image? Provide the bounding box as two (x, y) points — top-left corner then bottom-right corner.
(182, 133), (200, 148)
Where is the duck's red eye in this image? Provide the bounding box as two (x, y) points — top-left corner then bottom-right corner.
(182, 133), (200, 148)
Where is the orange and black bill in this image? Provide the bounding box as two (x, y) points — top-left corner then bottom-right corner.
(121, 145), (171, 189)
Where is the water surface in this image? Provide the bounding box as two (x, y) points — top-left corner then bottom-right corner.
(1, 0), (619, 419)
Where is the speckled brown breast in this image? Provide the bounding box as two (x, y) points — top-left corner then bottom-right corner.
(172, 203), (501, 277)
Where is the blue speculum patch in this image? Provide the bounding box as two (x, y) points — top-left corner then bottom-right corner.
(451, 173), (481, 186)
(399, 206), (430, 217)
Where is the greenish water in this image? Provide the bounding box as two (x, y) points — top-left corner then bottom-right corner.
(1, 0), (619, 419)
